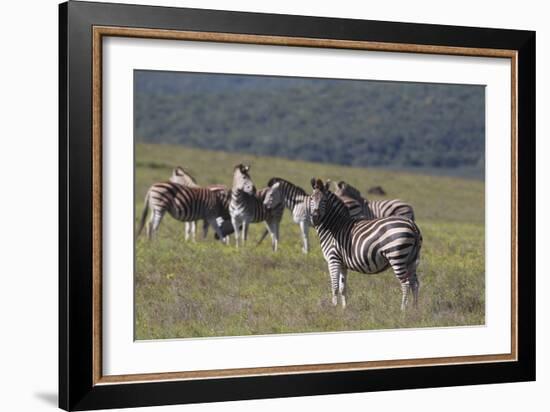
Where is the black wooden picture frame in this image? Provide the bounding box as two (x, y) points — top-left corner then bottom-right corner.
(59, 1), (535, 410)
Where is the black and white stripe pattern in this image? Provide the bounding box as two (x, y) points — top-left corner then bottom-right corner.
(335, 181), (415, 221)
(262, 178), (311, 253)
(137, 181), (226, 240)
(333, 194), (366, 220)
(197, 184), (233, 241)
(169, 166), (201, 241)
(308, 178), (422, 309)
(170, 166), (235, 241)
(229, 165), (284, 250)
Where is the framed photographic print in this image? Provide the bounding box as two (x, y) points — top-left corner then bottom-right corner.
(59, 1), (535, 410)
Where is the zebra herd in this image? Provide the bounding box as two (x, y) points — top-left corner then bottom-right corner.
(137, 164), (422, 310)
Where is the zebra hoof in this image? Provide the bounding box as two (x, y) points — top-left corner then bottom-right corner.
(331, 296), (338, 306)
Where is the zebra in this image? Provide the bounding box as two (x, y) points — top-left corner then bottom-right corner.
(169, 166), (198, 187)
(308, 178), (422, 310)
(261, 178), (311, 253)
(169, 166), (201, 241)
(170, 166), (234, 241)
(337, 195), (366, 219)
(229, 164), (283, 250)
(211, 186), (238, 243)
(325, 181), (366, 220)
(136, 181), (226, 241)
(335, 180), (415, 221)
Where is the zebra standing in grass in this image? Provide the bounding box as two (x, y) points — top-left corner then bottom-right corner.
(229, 164), (284, 250)
(308, 178), (422, 310)
(261, 178), (311, 253)
(325, 181), (366, 220)
(137, 181), (226, 241)
(169, 166), (201, 241)
(170, 166), (234, 241)
(169, 166), (198, 187)
(335, 181), (415, 221)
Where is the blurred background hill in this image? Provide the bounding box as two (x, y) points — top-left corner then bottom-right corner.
(135, 71), (485, 179)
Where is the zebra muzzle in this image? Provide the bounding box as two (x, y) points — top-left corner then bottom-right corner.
(310, 213), (320, 225)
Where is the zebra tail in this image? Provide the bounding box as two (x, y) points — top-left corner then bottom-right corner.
(256, 229), (270, 246)
(136, 191), (150, 238)
(408, 222), (423, 267)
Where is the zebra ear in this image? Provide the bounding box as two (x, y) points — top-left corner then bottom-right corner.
(312, 178), (325, 191)
(244, 165), (250, 173)
(337, 181), (345, 189)
(173, 167), (183, 176)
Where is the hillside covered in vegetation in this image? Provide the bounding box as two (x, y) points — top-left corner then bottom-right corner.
(135, 71), (485, 176)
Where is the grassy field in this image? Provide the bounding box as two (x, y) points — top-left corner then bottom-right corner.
(135, 143), (485, 340)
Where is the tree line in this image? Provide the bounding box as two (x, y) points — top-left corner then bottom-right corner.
(135, 71), (485, 174)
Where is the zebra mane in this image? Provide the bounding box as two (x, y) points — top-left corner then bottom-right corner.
(267, 177), (307, 195)
(317, 190), (352, 232)
(324, 190), (352, 219)
(234, 163), (251, 178)
(171, 166), (198, 185)
(336, 181), (367, 203)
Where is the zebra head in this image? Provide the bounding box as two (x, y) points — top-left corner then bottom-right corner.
(309, 178), (331, 226)
(335, 180), (363, 201)
(170, 166), (198, 187)
(263, 181), (283, 210)
(232, 164), (255, 194)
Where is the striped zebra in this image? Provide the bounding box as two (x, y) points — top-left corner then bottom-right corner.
(169, 166), (202, 241)
(169, 166), (198, 187)
(335, 181), (415, 221)
(308, 178), (422, 310)
(261, 178), (311, 253)
(136, 181), (226, 241)
(337, 195), (366, 219)
(326, 181), (366, 219)
(170, 166), (234, 241)
(212, 186), (234, 239)
(229, 164), (284, 250)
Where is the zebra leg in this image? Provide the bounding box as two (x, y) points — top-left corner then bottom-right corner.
(400, 282), (411, 311)
(299, 221), (309, 254)
(191, 221), (197, 242)
(266, 221), (279, 252)
(273, 222), (280, 252)
(231, 217), (240, 248)
(202, 219), (209, 239)
(327, 260), (341, 306)
(184, 222), (190, 241)
(410, 273), (420, 308)
(255, 229), (270, 246)
(339, 268), (348, 308)
(387, 258), (413, 311)
(148, 210), (165, 240)
(393, 256), (421, 310)
(242, 221), (249, 245)
(407, 260), (420, 308)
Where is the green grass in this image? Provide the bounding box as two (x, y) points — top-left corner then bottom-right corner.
(135, 143), (485, 340)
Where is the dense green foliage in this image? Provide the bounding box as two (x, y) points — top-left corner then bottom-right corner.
(135, 143), (485, 339)
(135, 71), (485, 175)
